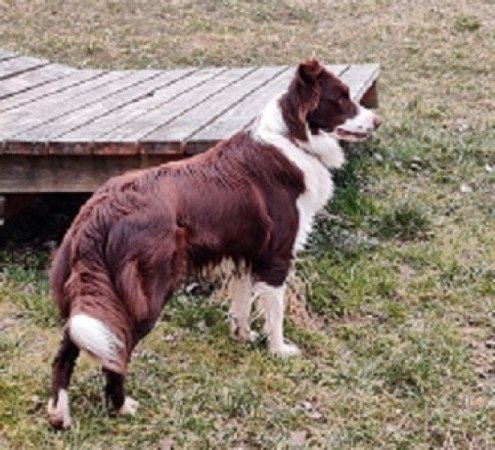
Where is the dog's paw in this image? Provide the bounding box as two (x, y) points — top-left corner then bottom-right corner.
(269, 342), (301, 358)
(118, 396), (139, 417)
(47, 391), (72, 429)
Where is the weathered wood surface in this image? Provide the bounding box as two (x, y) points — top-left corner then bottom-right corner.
(0, 154), (182, 193)
(0, 49), (380, 193)
(0, 50), (17, 61)
(0, 56), (50, 81)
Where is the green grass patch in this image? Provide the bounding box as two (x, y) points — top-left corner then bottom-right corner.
(0, 248), (57, 328)
(375, 202), (431, 240)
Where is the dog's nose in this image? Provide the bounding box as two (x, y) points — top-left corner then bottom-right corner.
(372, 115), (382, 130)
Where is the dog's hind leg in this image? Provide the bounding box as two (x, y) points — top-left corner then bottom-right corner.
(47, 332), (80, 429)
(228, 274), (258, 343)
(103, 369), (139, 416)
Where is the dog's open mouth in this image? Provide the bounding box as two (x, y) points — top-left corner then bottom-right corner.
(335, 128), (371, 141)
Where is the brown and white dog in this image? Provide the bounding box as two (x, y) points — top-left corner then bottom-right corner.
(47, 59), (380, 428)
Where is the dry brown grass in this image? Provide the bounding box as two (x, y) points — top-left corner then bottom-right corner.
(1, 0), (494, 130)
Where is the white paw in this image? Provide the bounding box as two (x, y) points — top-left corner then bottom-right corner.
(117, 396), (139, 416)
(269, 342), (301, 358)
(47, 390), (71, 429)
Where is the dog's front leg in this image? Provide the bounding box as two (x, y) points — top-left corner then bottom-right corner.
(255, 282), (301, 357)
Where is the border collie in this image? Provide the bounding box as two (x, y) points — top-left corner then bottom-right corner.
(47, 59), (380, 428)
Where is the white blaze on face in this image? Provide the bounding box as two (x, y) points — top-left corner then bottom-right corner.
(332, 103), (378, 141)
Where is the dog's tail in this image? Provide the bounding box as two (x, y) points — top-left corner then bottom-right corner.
(49, 235), (73, 320)
(49, 196), (134, 373)
(68, 313), (124, 370)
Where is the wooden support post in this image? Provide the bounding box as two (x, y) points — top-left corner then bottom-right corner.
(0, 195), (5, 226)
(360, 79), (379, 109)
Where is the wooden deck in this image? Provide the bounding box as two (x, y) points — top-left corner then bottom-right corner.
(0, 50), (379, 198)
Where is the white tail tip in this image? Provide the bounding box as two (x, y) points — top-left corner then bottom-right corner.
(69, 314), (124, 367)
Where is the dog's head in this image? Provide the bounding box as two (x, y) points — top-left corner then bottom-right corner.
(281, 59), (381, 143)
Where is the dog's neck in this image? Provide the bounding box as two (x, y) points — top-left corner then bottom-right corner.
(253, 97), (346, 170)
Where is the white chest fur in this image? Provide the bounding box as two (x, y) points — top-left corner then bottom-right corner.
(253, 99), (334, 253)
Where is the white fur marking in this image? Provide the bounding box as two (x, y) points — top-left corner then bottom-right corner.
(47, 389), (71, 429)
(118, 396), (139, 416)
(228, 274), (258, 342)
(253, 97), (333, 252)
(69, 314), (124, 367)
(302, 130), (346, 169)
(333, 103), (376, 140)
(255, 282), (301, 357)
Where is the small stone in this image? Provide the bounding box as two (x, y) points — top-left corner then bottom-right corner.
(460, 183), (473, 193)
(373, 153), (384, 163)
(486, 164), (493, 173)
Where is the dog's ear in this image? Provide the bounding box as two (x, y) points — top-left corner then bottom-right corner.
(279, 59), (323, 142)
(295, 59), (322, 115)
(297, 59), (323, 86)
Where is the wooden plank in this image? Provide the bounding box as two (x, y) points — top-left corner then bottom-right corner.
(143, 66), (286, 145)
(0, 63), (76, 99)
(325, 64), (350, 77)
(360, 79), (379, 108)
(0, 70), (106, 113)
(187, 65), (349, 151)
(101, 67), (256, 143)
(339, 64), (380, 102)
(60, 67), (226, 142)
(0, 50), (17, 61)
(0, 71), (153, 138)
(20, 69), (194, 143)
(0, 56), (49, 80)
(0, 154), (181, 193)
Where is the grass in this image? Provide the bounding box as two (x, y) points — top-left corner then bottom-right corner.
(1, 0), (495, 448)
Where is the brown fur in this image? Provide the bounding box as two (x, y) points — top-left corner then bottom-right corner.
(50, 132), (305, 373)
